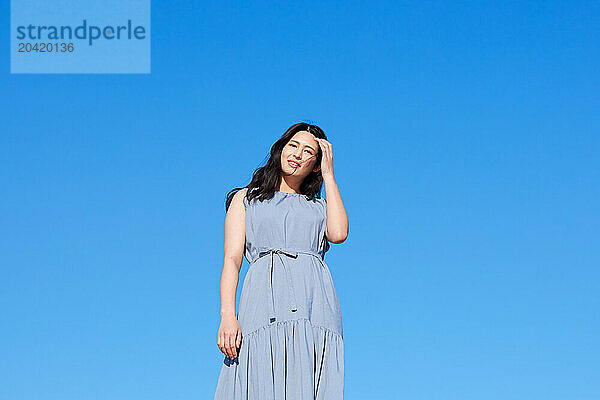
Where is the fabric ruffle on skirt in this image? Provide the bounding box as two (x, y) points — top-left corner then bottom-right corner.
(214, 318), (344, 400)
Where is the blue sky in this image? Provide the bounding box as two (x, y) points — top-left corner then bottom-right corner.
(1, 1), (599, 399)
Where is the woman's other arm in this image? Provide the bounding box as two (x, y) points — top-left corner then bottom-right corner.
(216, 188), (246, 359)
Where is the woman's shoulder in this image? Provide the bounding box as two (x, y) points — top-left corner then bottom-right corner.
(312, 196), (327, 218)
(228, 187), (250, 211)
(312, 195), (326, 206)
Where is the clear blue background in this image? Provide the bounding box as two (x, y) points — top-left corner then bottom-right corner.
(1, 1), (598, 399)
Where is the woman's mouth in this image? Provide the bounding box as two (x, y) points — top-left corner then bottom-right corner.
(288, 160), (301, 168)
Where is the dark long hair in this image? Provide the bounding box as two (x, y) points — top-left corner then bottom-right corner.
(225, 122), (328, 212)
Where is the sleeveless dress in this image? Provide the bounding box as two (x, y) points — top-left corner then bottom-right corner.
(214, 189), (344, 400)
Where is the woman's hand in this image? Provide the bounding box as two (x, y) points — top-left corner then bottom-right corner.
(217, 313), (242, 360)
(316, 138), (334, 180)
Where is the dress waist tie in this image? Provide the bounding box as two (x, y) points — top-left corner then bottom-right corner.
(253, 248), (325, 324)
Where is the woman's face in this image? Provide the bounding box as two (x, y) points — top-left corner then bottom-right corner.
(280, 130), (320, 177)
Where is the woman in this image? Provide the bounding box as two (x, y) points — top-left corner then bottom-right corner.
(214, 122), (349, 399)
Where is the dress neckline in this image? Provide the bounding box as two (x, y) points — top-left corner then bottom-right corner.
(275, 190), (304, 196)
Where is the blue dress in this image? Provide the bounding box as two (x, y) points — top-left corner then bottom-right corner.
(214, 189), (344, 399)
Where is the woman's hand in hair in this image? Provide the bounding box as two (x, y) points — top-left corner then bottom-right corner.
(316, 138), (334, 179)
